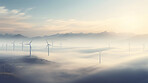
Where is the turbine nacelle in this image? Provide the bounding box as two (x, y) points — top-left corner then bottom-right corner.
(47, 44), (51, 47)
(26, 41), (32, 46)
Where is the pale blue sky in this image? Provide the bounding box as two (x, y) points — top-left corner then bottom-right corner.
(0, 0), (148, 36)
(0, 0), (136, 20)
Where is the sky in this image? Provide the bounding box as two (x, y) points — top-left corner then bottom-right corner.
(0, 0), (148, 37)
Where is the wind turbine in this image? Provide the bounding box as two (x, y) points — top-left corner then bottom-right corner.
(129, 40), (131, 56)
(20, 41), (24, 51)
(1, 44), (4, 51)
(98, 48), (109, 64)
(46, 40), (51, 56)
(108, 42), (110, 49)
(143, 44), (145, 52)
(99, 51), (102, 64)
(5, 44), (7, 51)
(26, 41), (32, 57)
(60, 42), (62, 48)
(12, 41), (15, 51)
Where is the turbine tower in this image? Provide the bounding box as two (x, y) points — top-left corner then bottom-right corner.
(46, 40), (51, 56)
(129, 40), (131, 56)
(1, 44), (4, 51)
(108, 42), (110, 49)
(99, 51), (102, 64)
(20, 41), (24, 51)
(12, 41), (15, 51)
(60, 42), (62, 48)
(6, 44), (7, 51)
(143, 44), (145, 52)
(26, 41), (32, 57)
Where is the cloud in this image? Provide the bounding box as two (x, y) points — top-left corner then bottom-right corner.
(10, 9), (19, 14)
(79, 48), (112, 53)
(0, 6), (33, 35)
(37, 18), (126, 36)
(45, 19), (106, 33)
(38, 13), (148, 36)
(0, 6), (8, 14)
(31, 19), (108, 36)
(25, 8), (33, 12)
(71, 57), (148, 83)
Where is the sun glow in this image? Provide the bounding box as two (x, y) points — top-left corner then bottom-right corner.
(119, 16), (140, 32)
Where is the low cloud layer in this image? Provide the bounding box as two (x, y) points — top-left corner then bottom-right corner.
(71, 57), (148, 83)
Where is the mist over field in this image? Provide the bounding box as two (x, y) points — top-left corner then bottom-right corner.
(0, 32), (148, 83)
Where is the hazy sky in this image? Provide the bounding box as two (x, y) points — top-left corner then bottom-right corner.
(0, 0), (148, 36)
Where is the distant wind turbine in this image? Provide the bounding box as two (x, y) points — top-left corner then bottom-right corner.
(20, 41), (24, 51)
(143, 44), (145, 52)
(98, 48), (110, 64)
(26, 41), (32, 57)
(99, 51), (102, 64)
(1, 44), (4, 51)
(129, 40), (131, 56)
(108, 40), (112, 49)
(46, 40), (51, 56)
(108, 42), (110, 49)
(60, 42), (62, 48)
(6, 44), (7, 51)
(12, 41), (15, 51)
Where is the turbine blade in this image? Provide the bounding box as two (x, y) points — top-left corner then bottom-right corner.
(46, 40), (48, 44)
(46, 45), (48, 48)
(29, 41), (32, 44)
